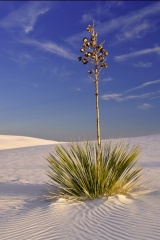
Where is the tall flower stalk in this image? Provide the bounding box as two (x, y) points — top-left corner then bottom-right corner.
(78, 23), (108, 169)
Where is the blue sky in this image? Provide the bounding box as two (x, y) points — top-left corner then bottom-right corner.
(0, 1), (160, 141)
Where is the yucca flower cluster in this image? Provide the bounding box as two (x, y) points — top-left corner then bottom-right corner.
(78, 24), (108, 76)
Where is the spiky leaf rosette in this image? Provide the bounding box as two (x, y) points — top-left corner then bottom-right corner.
(46, 141), (142, 200)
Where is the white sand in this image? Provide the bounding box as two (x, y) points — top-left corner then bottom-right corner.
(0, 135), (59, 150)
(0, 134), (160, 240)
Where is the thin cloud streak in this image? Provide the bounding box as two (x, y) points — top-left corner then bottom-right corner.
(102, 77), (113, 82)
(80, 1), (124, 24)
(98, 1), (160, 35)
(0, 1), (53, 34)
(49, 66), (75, 79)
(115, 22), (152, 43)
(115, 46), (160, 62)
(67, 2), (160, 46)
(101, 92), (154, 102)
(75, 88), (82, 91)
(137, 103), (153, 110)
(125, 79), (160, 93)
(101, 93), (122, 101)
(18, 80), (42, 88)
(132, 61), (152, 68)
(8, 51), (34, 64)
(20, 38), (76, 60)
(150, 96), (160, 100)
(102, 79), (160, 102)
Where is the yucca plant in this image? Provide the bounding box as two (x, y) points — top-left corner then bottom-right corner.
(46, 141), (142, 200)
(46, 23), (143, 201)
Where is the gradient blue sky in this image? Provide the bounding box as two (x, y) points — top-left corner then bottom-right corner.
(0, 1), (160, 141)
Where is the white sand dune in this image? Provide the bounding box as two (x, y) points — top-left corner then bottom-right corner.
(0, 135), (59, 150)
(0, 134), (160, 240)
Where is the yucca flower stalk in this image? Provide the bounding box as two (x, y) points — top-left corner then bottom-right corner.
(78, 22), (108, 173)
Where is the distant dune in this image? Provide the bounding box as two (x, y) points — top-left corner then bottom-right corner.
(0, 135), (59, 150)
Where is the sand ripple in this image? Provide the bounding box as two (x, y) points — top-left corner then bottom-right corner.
(0, 190), (160, 240)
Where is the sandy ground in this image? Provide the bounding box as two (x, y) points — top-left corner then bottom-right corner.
(0, 134), (160, 240)
(0, 135), (59, 150)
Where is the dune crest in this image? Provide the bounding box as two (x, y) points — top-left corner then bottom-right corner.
(0, 135), (59, 150)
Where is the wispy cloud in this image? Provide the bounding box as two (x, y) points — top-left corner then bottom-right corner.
(20, 38), (76, 60)
(65, 31), (86, 49)
(67, 2), (160, 46)
(137, 103), (153, 110)
(49, 66), (75, 79)
(125, 79), (160, 93)
(101, 92), (153, 102)
(80, 1), (124, 24)
(0, 2), (74, 61)
(7, 51), (34, 64)
(75, 87), (82, 91)
(102, 77), (113, 82)
(132, 61), (153, 68)
(102, 79), (160, 102)
(98, 2), (160, 36)
(80, 14), (93, 24)
(101, 77), (160, 103)
(115, 21), (153, 43)
(114, 46), (160, 62)
(19, 80), (41, 88)
(101, 93), (122, 101)
(0, 1), (53, 34)
(150, 90), (160, 100)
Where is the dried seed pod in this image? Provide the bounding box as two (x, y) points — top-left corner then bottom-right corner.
(83, 37), (88, 43)
(80, 48), (85, 52)
(100, 48), (108, 55)
(88, 70), (92, 74)
(104, 51), (108, 56)
(100, 63), (108, 68)
(86, 42), (90, 47)
(78, 57), (82, 61)
(100, 48), (105, 54)
(91, 51), (96, 58)
(85, 52), (89, 57)
(82, 59), (88, 64)
(87, 25), (92, 32)
(90, 41), (96, 47)
(98, 55), (104, 62)
(85, 52), (92, 58)
(96, 45), (102, 51)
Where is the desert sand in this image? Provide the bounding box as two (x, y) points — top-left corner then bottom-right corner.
(0, 135), (59, 150)
(0, 134), (160, 240)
